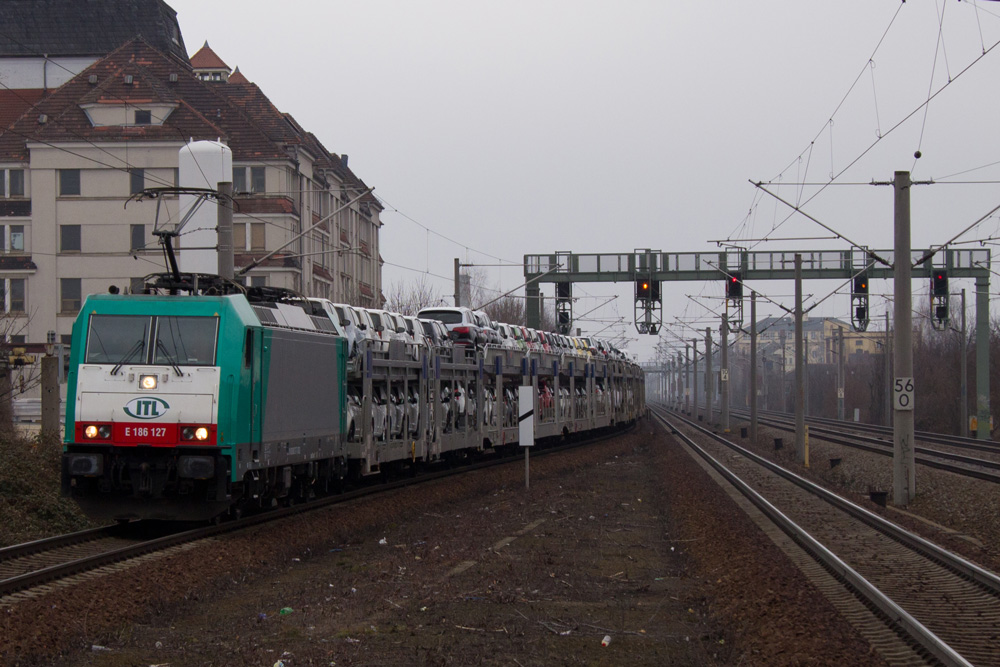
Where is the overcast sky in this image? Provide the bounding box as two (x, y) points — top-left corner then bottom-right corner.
(167, 0), (1000, 360)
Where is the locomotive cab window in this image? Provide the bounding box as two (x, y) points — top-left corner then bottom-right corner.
(154, 316), (219, 366)
(85, 315), (151, 364)
(85, 314), (219, 366)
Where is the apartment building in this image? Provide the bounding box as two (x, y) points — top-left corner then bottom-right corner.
(0, 15), (382, 358)
(732, 316), (885, 370)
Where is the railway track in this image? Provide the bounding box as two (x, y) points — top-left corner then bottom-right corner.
(0, 423), (632, 604)
(728, 408), (1000, 484)
(654, 405), (1000, 667)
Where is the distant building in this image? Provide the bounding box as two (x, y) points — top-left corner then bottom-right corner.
(732, 316), (886, 370)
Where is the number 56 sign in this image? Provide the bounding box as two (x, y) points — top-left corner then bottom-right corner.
(894, 377), (914, 411)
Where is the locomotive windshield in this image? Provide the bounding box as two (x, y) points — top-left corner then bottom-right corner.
(154, 316), (218, 366)
(85, 314), (219, 366)
(85, 315), (152, 364)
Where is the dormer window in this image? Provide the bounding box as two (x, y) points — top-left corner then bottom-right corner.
(80, 102), (177, 128)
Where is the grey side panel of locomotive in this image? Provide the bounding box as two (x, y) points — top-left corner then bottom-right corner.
(261, 329), (343, 440)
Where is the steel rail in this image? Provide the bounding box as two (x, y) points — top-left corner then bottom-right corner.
(652, 406), (977, 667)
(729, 409), (1000, 484)
(1, 421), (635, 599)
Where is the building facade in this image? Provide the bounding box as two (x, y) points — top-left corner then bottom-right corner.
(0, 20), (382, 363)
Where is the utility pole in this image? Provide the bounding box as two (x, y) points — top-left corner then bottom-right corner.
(976, 275), (991, 439)
(705, 327), (713, 424)
(803, 336), (809, 416)
(684, 345), (690, 414)
(750, 291), (758, 441)
(837, 327), (845, 421)
(961, 289), (968, 438)
(884, 310), (891, 427)
(794, 254), (805, 463)
(454, 258), (462, 307)
(780, 329), (787, 412)
(893, 171), (915, 505)
(692, 338), (699, 421)
(721, 314), (730, 432)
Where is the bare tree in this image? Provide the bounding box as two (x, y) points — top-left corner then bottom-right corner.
(384, 274), (444, 315)
(0, 313), (39, 435)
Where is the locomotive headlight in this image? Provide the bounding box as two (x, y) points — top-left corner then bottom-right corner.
(181, 425), (212, 442)
(84, 425), (98, 439)
(99, 425), (111, 439)
(139, 374), (157, 390)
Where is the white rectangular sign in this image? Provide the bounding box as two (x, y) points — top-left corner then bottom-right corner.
(893, 377), (914, 411)
(518, 386), (535, 447)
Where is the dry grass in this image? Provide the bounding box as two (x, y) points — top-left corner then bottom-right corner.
(0, 430), (95, 547)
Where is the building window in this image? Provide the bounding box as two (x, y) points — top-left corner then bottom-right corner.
(59, 169), (81, 196)
(0, 169), (24, 197)
(0, 278), (25, 312)
(0, 225), (25, 253)
(130, 168), (145, 195)
(130, 224), (145, 251)
(134, 110), (151, 125)
(251, 167), (265, 193)
(233, 168), (246, 193)
(234, 223), (265, 250)
(250, 222), (265, 250)
(60, 278), (81, 313)
(250, 276), (266, 287)
(60, 225), (81, 252)
(9, 169), (23, 197)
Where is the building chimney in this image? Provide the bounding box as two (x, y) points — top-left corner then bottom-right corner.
(340, 154), (348, 167)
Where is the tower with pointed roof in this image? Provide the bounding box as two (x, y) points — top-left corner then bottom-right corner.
(190, 41), (231, 83)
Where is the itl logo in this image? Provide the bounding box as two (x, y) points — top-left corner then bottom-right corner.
(123, 397), (169, 419)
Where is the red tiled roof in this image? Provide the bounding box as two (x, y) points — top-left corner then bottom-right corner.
(228, 67), (249, 84)
(0, 89), (45, 132)
(0, 38), (289, 162)
(190, 41), (228, 70)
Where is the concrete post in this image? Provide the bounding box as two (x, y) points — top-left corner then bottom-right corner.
(705, 327), (712, 424)
(750, 291), (758, 441)
(692, 338), (699, 421)
(41, 354), (60, 440)
(893, 171), (915, 505)
(685, 345), (691, 414)
(961, 289), (968, 438)
(794, 254), (805, 463)
(721, 314), (730, 432)
(975, 275), (990, 439)
(837, 327), (845, 421)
